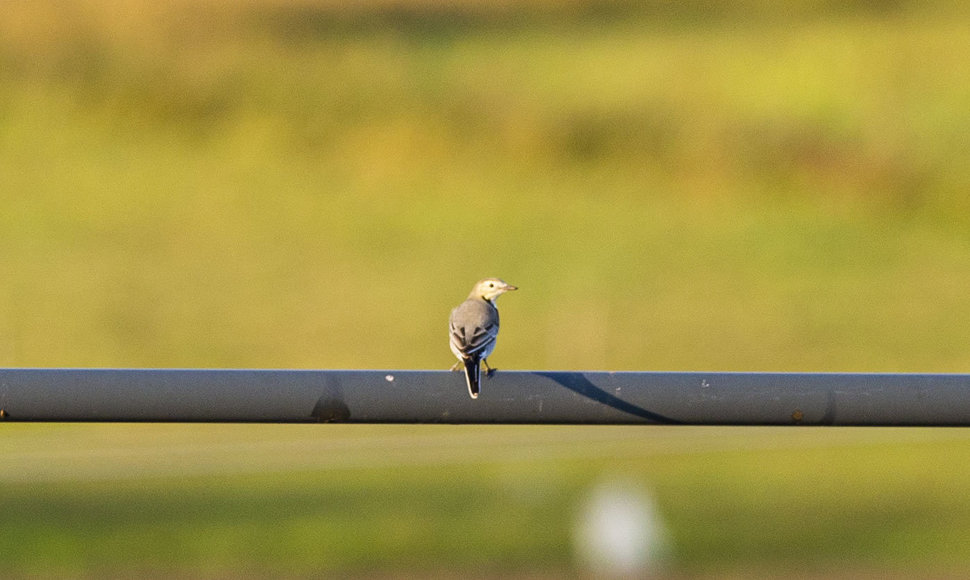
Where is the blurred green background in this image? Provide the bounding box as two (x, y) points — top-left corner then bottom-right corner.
(3, 0), (970, 577)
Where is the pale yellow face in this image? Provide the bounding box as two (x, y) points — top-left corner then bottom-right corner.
(473, 278), (518, 301)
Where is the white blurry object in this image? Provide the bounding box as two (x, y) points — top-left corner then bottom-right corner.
(574, 477), (671, 578)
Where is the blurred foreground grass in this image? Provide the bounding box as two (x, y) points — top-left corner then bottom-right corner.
(6, 424), (970, 578)
(4, 0), (970, 576)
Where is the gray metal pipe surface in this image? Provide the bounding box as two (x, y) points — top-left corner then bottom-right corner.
(0, 368), (969, 425)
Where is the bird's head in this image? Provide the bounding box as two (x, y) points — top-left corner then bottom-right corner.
(471, 278), (518, 302)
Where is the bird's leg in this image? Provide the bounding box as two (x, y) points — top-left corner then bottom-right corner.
(482, 359), (497, 377)
(450, 361), (463, 371)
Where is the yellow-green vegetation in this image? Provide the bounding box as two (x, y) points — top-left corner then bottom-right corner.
(5, 424), (970, 577)
(3, 0), (970, 576)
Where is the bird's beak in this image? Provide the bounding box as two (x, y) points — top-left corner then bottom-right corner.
(506, 285), (518, 291)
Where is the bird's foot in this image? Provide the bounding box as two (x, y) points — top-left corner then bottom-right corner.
(483, 360), (497, 377)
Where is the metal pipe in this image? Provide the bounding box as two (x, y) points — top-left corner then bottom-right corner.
(0, 368), (968, 425)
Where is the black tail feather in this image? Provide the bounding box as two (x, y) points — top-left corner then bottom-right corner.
(463, 358), (480, 399)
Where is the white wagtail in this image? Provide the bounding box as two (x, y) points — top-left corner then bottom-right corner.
(449, 278), (518, 399)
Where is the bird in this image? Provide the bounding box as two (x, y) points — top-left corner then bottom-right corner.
(449, 278), (518, 399)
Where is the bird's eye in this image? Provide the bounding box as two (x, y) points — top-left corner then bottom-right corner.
(488, 283), (494, 288)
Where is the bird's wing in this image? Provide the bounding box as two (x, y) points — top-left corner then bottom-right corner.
(451, 321), (498, 357)
(449, 300), (499, 358)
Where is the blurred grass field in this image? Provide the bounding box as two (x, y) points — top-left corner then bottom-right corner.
(4, 0), (970, 577)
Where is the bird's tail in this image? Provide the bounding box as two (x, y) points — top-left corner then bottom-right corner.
(463, 358), (481, 399)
